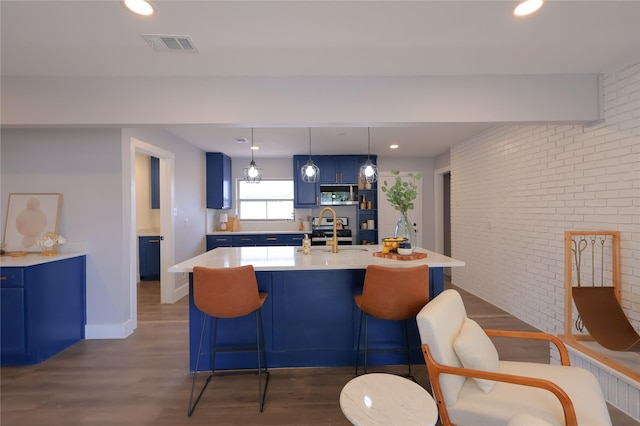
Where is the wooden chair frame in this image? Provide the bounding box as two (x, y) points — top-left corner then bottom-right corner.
(561, 230), (640, 381)
(563, 230), (621, 341)
(421, 329), (577, 426)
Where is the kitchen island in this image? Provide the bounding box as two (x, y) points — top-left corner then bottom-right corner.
(169, 245), (464, 371)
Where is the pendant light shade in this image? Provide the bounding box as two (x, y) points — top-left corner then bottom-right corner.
(359, 128), (378, 184)
(301, 128), (320, 183)
(244, 129), (263, 183)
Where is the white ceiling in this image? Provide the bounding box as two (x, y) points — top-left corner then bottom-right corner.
(2, 0), (639, 157)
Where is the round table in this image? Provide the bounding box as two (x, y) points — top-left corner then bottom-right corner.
(339, 373), (438, 426)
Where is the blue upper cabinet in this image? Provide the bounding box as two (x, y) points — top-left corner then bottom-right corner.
(150, 156), (160, 209)
(293, 155), (320, 208)
(206, 152), (232, 209)
(317, 155), (359, 184)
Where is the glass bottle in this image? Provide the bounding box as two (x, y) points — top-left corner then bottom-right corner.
(394, 212), (416, 247)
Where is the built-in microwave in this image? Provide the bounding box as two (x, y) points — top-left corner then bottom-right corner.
(319, 184), (358, 206)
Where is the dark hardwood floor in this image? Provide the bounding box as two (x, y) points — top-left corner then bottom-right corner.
(1, 280), (637, 425)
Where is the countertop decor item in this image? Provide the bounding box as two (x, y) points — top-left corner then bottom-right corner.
(397, 242), (413, 255)
(36, 232), (66, 256)
(373, 251), (426, 261)
(381, 171), (422, 247)
(3, 193), (62, 252)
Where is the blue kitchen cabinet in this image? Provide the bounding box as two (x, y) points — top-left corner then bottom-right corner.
(317, 155), (359, 184)
(139, 236), (161, 280)
(284, 234), (305, 246)
(1, 255), (86, 365)
(293, 155), (320, 208)
(206, 152), (232, 209)
(206, 235), (233, 251)
(257, 234), (286, 246)
(233, 235), (258, 246)
(150, 156), (160, 209)
(207, 234), (305, 250)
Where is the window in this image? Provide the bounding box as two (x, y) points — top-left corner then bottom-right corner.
(237, 179), (294, 220)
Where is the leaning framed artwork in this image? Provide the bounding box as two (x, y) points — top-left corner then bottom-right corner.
(2, 193), (63, 252)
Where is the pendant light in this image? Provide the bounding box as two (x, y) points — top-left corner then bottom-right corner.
(244, 128), (262, 184)
(301, 128), (320, 183)
(359, 127), (378, 184)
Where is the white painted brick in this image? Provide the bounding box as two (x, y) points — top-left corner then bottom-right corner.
(450, 60), (640, 337)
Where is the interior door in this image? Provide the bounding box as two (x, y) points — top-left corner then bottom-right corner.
(377, 171), (423, 247)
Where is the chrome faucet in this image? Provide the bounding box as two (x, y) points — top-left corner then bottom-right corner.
(318, 207), (339, 253)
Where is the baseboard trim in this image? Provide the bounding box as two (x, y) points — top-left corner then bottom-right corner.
(85, 318), (136, 340)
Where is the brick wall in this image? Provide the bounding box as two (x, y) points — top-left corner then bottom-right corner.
(451, 60), (640, 334)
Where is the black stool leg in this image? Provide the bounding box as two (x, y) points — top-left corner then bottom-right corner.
(188, 314), (213, 416)
(255, 310), (270, 412)
(355, 310), (365, 376)
(403, 319), (414, 380)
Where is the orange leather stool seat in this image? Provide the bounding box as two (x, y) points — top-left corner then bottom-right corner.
(354, 264), (430, 378)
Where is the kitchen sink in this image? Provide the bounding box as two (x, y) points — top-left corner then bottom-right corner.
(296, 246), (370, 253)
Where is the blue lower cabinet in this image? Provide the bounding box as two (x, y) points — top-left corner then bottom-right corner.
(188, 267), (445, 371)
(139, 236), (160, 281)
(257, 235), (285, 246)
(206, 235), (233, 251)
(233, 235), (258, 246)
(1, 256), (86, 365)
(284, 234), (305, 246)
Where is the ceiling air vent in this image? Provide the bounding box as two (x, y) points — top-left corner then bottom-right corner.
(141, 34), (197, 52)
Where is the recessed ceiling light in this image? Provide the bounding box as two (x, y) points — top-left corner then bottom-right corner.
(390, 144), (399, 149)
(514, 0), (543, 17)
(250, 146), (259, 150)
(123, 0), (155, 16)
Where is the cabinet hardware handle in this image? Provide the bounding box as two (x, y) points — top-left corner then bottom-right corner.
(0, 276), (7, 280)
(149, 239), (160, 243)
(266, 238), (277, 241)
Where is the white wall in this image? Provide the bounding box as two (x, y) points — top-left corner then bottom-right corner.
(450, 60), (640, 334)
(1, 127), (206, 338)
(1, 128), (129, 326)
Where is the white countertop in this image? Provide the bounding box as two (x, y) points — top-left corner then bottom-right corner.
(169, 245), (464, 273)
(0, 252), (86, 267)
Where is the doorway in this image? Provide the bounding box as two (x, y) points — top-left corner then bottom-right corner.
(130, 138), (177, 326)
(377, 171), (423, 247)
(434, 166), (452, 276)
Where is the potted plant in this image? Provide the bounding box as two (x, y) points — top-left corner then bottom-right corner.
(381, 170), (422, 247)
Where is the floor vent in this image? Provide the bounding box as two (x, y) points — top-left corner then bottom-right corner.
(141, 34), (197, 52)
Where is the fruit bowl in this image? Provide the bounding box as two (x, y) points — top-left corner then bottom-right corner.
(382, 237), (408, 252)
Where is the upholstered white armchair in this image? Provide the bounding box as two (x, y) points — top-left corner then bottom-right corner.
(416, 289), (611, 426)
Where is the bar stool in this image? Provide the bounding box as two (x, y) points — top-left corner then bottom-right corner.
(354, 264), (430, 379)
(188, 265), (269, 416)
